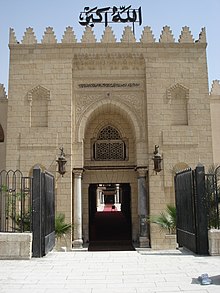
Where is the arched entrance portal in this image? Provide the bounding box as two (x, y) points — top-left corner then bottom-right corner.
(88, 183), (133, 250)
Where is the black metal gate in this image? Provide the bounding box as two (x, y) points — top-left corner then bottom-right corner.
(0, 170), (32, 233)
(205, 166), (220, 230)
(32, 166), (55, 257)
(174, 164), (209, 255)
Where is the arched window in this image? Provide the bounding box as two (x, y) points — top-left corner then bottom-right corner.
(93, 126), (126, 161)
(0, 124), (4, 142)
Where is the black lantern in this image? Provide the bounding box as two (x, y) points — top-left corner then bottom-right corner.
(56, 147), (67, 176)
(152, 145), (163, 173)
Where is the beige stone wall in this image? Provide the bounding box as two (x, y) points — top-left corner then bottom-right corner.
(0, 84), (7, 171)
(4, 25), (214, 249)
(210, 80), (220, 165)
(0, 232), (32, 259)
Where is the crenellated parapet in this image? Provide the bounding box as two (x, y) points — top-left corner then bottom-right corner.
(9, 26), (207, 45)
(0, 84), (7, 100)
(210, 80), (220, 96)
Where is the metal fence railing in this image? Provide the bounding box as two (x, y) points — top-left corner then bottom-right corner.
(0, 170), (32, 233)
(205, 168), (220, 229)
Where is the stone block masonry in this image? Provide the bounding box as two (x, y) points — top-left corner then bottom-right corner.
(3, 23), (213, 250)
(0, 232), (32, 259)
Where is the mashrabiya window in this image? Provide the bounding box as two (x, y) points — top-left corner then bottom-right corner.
(93, 126), (126, 161)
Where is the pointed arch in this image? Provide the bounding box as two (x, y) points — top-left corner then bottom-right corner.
(77, 99), (143, 143)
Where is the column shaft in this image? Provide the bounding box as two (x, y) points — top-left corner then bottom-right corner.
(137, 167), (150, 247)
(73, 169), (83, 248)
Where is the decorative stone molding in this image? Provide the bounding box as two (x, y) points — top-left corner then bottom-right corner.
(77, 97), (143, 143)
(101, 26), (117, 43)
(167, 83), (189, 101)
(27, 85), (50, 104)
(136, 166), (148, 178)
(41, 27), (57, 44)
(61, 26), (77, 43)
(140, 26), (155, 43)
(198, 27), (206, 43)
(0, 84), (7, 99)
(178, 26), (194, 43)
(75, 92), (143, 124)
(9, 28), (18, 44)
(121, 26), (136, 43)
(72, 53), (145, 71)
(210, 80), (220, 95)
(116, 93), (143, 119)
(9, 26), (207, 44)
(159, 26), (175, 43)
(21, 27), (37, 44)
(77, 82), (141, 89)
(81, 26), (96, 43)
(75, 94), (103, 121)
(72, 168), (84, 177)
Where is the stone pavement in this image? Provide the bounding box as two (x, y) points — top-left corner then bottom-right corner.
(0, 249), (220, 293)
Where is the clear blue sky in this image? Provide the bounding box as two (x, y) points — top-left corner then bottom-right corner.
(1, 0), (219, 92)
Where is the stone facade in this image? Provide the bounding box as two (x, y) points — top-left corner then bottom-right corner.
(0, 84), (7, 171)
(0, 232), (32, 259)
(210, 80), (220, 165)
(0, 25), (215, 249)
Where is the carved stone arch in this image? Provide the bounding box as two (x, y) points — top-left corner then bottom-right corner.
(27, 85), (50, 127)
(77, 99), (142, 142)
(167, 83), (189, 126)
(0, 124), (4, 142)
(167, 83), (189, 100)
(27, 85), (50, 102)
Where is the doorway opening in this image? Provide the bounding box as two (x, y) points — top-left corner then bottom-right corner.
(88, 183), (133, 251)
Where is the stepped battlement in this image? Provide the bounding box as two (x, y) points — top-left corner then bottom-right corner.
(210, 80), (220, 95)
(9, 25), (206, 45)
(0, 84), (7, 100)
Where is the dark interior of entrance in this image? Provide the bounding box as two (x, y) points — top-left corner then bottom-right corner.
(88, 183), (133, 250)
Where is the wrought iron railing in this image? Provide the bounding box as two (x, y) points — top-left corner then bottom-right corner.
(0, 170), (32, 232)
(205, 166), (220, 229)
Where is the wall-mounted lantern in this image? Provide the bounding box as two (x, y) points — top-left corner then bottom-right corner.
(152, 145), (163, 174)
(56, 147), (67, 176)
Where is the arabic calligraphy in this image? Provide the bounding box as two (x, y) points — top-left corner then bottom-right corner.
(79, 6), (142, 28)
(78, 82), (140, 88)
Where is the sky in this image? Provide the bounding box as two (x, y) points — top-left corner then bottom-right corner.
(1, 0), (220, 92)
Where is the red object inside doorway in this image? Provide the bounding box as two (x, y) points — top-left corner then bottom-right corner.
(103, 204), (118, 212)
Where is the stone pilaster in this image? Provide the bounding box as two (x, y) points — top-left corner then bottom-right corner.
(72, 168), (83, 248)
(137, 167), (150, 248)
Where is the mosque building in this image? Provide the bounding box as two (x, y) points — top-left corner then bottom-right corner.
(0, 23), (219, 249)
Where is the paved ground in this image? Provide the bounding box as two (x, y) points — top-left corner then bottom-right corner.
(0, 249), (220, 293)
